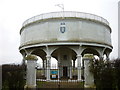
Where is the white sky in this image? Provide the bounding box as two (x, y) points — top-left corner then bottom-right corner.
(0, 0), (119, 65)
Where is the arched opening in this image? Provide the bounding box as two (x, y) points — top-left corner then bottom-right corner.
(31, 49), (46, 61)
(31, 48), (47, 68)
(31, 49), (47, 79)
(36, 56), (43, 69)
(51, 46), (77, 80)
(81, 48), (100, 57)
(36, 56), (45, 79)
(51, 57), (58, 69)
(19, 49), (27, 64)
(81, 47), (100, 61)
(81, 47), (100, 76)
(103, 48), (112, 60)
(94, 55), (99, 60)
(81, 47), (100, 60)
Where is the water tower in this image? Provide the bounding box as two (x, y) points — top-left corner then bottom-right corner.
(19, 11), (112, 88)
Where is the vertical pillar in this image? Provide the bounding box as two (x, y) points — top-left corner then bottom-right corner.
(46, 55), (51, 81)
(83, 54), (95, 88)
(43, 60), (45, 69)
(58, 61), (60, 79)
(106, 52), (110, 61)
(69, 59), (72, 79)
(22, 52), (26, 65)
(73, 60), (75, 76)
(43, 60), (47, 77)
(25, 54), (38, 89)
(70, 66), (72, 79)
(77, 54), (82, 81)
(99, 49), (104, 60)
(58, 53), (61, 79)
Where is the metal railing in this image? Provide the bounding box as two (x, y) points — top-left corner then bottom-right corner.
(36, 67), (84, 88)
(22, 11), (109, 27)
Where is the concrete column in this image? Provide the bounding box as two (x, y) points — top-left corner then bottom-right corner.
(43, 60), (45, 69)
(25, 54), (38, 89)
(106, 52), (110, 61)
(70, 66), (72, 79)
(73, 60), (75, 76)
(21, 52), (26, 65)
(46, 55), (51, 81)
(83, 54), (95, 88)
(77, 54), (82, 81)
(58, 61), (60, 79)
(44, 60), (47, 78)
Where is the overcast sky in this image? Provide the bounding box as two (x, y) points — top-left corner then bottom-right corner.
(0, 0), (119, 65)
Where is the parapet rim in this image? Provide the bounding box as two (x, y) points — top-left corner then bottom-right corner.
(22, 11), (109, 27)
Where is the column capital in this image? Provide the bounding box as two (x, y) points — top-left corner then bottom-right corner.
(83, 54), (94, 60)
(77, 54), (82, 57)
(25, 54), (38, 61)
(46, 55), (51, 58)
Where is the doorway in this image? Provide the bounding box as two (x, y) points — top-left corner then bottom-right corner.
(63, 66), (68, 77)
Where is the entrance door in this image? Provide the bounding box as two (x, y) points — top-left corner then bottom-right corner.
(63, 67), (68, 77)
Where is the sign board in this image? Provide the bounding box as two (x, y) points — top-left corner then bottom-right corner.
(51, 70), (58, 79)
(51, 70), (58, 75)
(52, 75), (57, 78)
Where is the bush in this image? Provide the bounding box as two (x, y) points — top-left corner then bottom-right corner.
(114, 58), (120, 90)
(91, 59), (115, 89)
(2, 64), (26, 89)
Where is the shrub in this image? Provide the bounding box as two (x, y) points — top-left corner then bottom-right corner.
(114, 58), (120, 90)
(2, 64), (26, 89)
(91, 59), (115, 89)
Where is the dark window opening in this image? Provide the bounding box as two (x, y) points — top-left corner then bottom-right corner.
(63, 55), (67, 60)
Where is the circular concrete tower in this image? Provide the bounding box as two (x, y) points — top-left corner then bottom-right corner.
(19, 11), (112, 83)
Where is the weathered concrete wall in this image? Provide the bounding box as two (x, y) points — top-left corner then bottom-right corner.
(20, 18), (111, 48)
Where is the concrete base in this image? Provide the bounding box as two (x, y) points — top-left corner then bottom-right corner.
(84, 84), (96, 88)
(24, 85), (36, 90)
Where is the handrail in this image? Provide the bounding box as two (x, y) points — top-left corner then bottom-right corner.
(22, 11), (109, 27)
